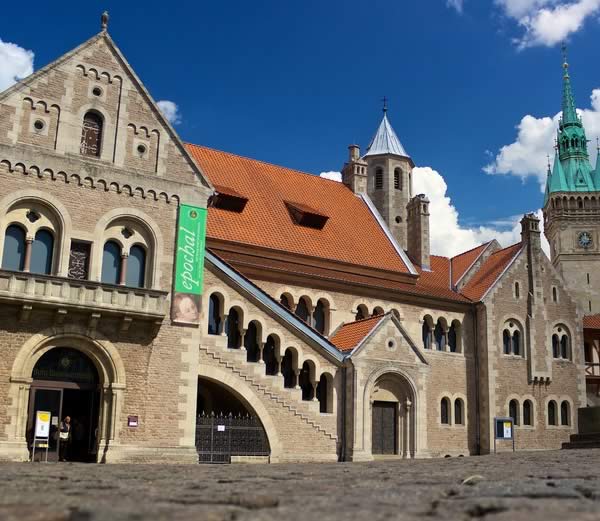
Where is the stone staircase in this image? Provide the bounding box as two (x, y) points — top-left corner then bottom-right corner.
(201, 339), (338, 442)
(562, 433), (600, 450)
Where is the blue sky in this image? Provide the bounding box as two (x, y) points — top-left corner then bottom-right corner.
(1, 0), (600, 255)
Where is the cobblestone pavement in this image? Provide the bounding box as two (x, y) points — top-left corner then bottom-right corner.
(1, 449), (599, 521)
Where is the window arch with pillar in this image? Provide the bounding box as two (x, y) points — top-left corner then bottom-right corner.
(316, 372), (334, 413)
(0, 199), (64, 276)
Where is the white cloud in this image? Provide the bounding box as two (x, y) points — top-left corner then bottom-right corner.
(157, 100), (182, 125)
(0, 38), (34, 92)
(319, 171), (343, 182)
(484, 88), (600, 190)
(446, 0), (465, 13)
(495, 0), (600, 48)
(412, 166), (540, 257)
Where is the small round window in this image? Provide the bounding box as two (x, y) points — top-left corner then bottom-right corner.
(92, 86), (103, 97)
(137, 144), (147, 155)
(387, 338), (397, 351)
(33, 119), (45, 131)
(395, 216), (402, 224)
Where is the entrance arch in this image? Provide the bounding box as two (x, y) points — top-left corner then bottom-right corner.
(197, 365), (282, 463)
(364, 369), (417, 458)
(6, 328), (126, 463)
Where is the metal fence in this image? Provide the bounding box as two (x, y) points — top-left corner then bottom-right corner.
(195, 412), (270, 463)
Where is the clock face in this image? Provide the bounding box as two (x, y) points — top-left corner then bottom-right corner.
(578, 231), (593, 248)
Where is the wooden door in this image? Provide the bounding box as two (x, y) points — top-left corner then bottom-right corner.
(372, 401), (397, 455)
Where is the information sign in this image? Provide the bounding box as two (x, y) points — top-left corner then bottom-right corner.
(493, 417), (515, 453)
(35, 411), (51, 439)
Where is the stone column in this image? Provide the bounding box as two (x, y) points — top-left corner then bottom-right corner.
(405, 399), (412, 459)
(239, 329), (247, 351)
(23, 238), (33, 272)
(312, 382), (318, 402)
(258, 342), (265, 364)
(118, 254), (128, 285)
(220, 314), (228, 337)
(294, 369), (301, 390)
(275, 355), (282, 376)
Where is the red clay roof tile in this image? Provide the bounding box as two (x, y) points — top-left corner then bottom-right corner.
(460, 243), (522, 301)
(329, 315), (385, 352)
(584, 314), (600, 330)
(186, 143), (411, 274)
(451, 242), (491, 286)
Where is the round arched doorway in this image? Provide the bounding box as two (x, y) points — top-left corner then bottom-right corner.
(196, 377), (271, 463)
(27, 348), (100, 462)
(370, 372), (415, 458)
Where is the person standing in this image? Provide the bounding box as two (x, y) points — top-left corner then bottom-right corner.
(58, 416), (71, 462)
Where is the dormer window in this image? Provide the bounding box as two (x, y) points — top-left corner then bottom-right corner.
(210, 185), (248, 213)
(285, 201), (329, 230)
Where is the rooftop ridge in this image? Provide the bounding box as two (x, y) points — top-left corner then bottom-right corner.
(186, 142), (346, 186)
(452, 241), (493, 259)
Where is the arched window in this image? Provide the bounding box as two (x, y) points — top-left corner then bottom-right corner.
(101, 241), (121, 285)
(282, 349), (296, 388)
(512, 330), (521, 356)
(375, 168), (383, 190)
(313, 299), (327, 334)
(523, 400), (533, 426)
(295, 297), (310, 324)
(434, 319), (446, 351)
(372, 306), (384, 316)
(548, 400), (558, 426)
(440, 397), (450, 424)
(263, 335), (278, 376)
(316, 373), (333, 413)
(422, 318), (432, 349)
(394, 168), (402, 190)
(2, 225), (26, 271)
(454, 399), (464, 425)
(244, 321), (260, 363)
(503, 330), (511, 355)
(225, 308), (242, 349)
(280, 294), (292, 310)
(552, 334), (560, 358)
(208, 294), (222, 335)
(299, 361), (314, 401)
(448, 321), (461, 353)
(126, 244), (146, 288)
(356, 304), (368, 321)
(560, 401), (570, 426)
(509, 399), (519, 425)
(552, 325), (571, 360)
(80, 111), (103, 157)
(30, 229), (54, 275)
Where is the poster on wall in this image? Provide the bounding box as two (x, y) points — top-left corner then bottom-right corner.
(34, 411), (51, 439)
(172, 204), (207, 325)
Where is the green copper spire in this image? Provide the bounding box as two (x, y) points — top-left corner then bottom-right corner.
(561, 45), (579, 125)
(544, 46), (597, 202)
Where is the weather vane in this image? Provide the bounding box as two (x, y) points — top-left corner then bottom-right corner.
(381, 96), (388, 114)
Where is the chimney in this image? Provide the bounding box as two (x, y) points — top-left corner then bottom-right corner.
(407, 194), (430, 270)
(342, 144), (368, 194)
(520, 212), (541, 251)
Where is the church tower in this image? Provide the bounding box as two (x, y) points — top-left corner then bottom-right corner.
(543, 47), (600, 314)
(363, 105), (414, 250)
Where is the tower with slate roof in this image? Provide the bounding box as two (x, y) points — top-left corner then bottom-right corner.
(363, 104), (414, 250)
(543, 47), (600, 314)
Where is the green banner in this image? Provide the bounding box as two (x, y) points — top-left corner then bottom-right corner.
(174, 205), (207, 295)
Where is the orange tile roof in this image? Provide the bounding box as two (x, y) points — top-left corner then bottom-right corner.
(451, 242), (491, 286)
(584, 314), (600, 330)
(460, 243), (522, 301)
(186, 144), (411, 274)
(329, 315), (385, 352)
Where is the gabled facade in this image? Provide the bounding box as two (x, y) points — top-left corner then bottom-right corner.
(0, 16), (586, 464)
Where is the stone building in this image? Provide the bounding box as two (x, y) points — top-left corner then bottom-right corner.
(0, 17), (586, 463)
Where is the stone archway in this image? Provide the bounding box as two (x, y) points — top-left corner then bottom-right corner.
(1, 327), (126, 462)
(198, 365), (282, 463)
(364, 369), (417, 459)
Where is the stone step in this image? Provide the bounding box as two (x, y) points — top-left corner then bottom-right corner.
(568, 433), (600, 443)
(562, 440), (600, 449)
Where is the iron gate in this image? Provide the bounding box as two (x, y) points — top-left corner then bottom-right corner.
(195, 412), (270, 463)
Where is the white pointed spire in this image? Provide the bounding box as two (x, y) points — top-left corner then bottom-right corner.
(364, 112), (410, 159)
